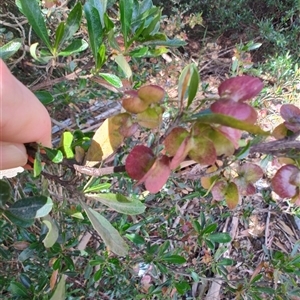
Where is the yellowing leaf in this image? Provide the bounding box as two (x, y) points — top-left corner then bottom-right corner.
(225, 182), (239, 209)
(137, 106), (163, 129)
(85, 114), (129, 166)
(50, 275), (66, 300)
(138, 85), (165, 105)
(86, 193), (146, 215)
(42, 215), (59, 248)
(80, 200), (129, 256)
(122, 96), (148, 113)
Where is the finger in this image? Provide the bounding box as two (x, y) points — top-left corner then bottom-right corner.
(0, 142), (27, 170)
(0, 60), (52, 147)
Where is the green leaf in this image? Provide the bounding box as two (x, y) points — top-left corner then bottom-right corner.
(104, 13), (114, 31)
(58, 39), (88, 56)
(208, 232), (231, 243)
(98, 73), (123, 88)
(88, 0), (107, 28)
(161, 255), (186, 264)
(143, 37), (186, 47)
(44, 148), (63, 163)
(158, 240), (170, 256)
(53, 22), (65, 53)
(35, 90), (54, 105)
(50, 275), (66, 300)
(19, 0), (52, 51)
(0, 39), (22, 60)
(58, 3), (82, 51)
(9, 281), (29, 297)
(187, 64), (200, 107)
(84, 2), (103, 69)
(84, 182), (111, 193)
(129, 46), (149, 57)
(60, 131), (74, 159)
(178, 64), (191, 108)
(4, 211), (34, 227)
(86, 193), (145, 215)
(96, 44), (106, 69)
(8, 196), (53, 219)
(202, 223), (218, 235)
(80, 200), (128, 256)
(218, 258), (234, 266)
(114, 54), (132, 79)
(174, 281), (190, 295)
(125, 233), (145, 245)
(94, 268), (103, 281)
(141, 8), (161, 37)
(33, 151), (43, 177)
(0, 246), (11, 259)
(0, 180), (11, 207)
(115, 54), (132, 79)
(29, 43), (53, 63)
(187, 112), (270, 135)
(119, 0), (133, 48)
(20, 273), (31, 288)
(42, 215), (59, 248)
(178, 63), (200, 109)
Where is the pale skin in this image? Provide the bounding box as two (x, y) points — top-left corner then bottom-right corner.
(0, 59), (52, 170)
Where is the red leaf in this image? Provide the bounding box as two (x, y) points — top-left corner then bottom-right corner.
(218, 76), (263, 102)
(272, 165), (300, 198)
(211, 100), (257, 124)
(137, 155), (171, 193)
(125, 145), (155, 180)
(170, 137), (192, 170)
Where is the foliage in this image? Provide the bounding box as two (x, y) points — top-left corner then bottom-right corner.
(1, 0), (300, 299)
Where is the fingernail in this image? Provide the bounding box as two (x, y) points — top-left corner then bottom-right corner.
(0, 143), (28, 170)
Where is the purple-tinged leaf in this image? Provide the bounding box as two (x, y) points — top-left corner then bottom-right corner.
(239, 163), (263, 183)
(217, 127), (242, 149)
(272, 165), (300, 198)
(280, 104), (300, 132)
(211, 100), (257, 124)
(164, 127), (190, 156)
(137, 155), (171, 193)
(211, 180), (227, 201)
(188, 136), (217, 165)
(218, 76), (263, 102)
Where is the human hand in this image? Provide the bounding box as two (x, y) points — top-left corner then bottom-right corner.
(0, 59), (52, 170)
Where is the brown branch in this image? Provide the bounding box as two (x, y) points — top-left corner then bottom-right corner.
(73, 164), (126, 177)
(249, 132), (300, 155)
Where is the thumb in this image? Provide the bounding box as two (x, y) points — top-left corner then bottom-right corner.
(0, 142), (28, 170)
